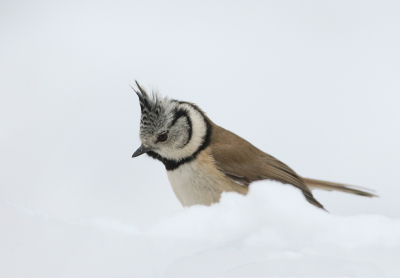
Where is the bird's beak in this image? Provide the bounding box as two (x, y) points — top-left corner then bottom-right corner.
(132, 145), (152, 158)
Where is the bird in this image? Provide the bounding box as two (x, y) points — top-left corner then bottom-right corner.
(131, 81), (377, 210)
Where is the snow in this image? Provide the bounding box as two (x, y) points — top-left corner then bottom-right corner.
(1, 181), (399, 277)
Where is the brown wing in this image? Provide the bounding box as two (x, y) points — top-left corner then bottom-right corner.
(209, 123), (325, 209)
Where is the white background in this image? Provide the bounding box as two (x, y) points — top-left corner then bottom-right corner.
(1, 1), (399, 276)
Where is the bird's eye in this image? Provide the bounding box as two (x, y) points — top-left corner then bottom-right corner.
(157, 132), (168, 142)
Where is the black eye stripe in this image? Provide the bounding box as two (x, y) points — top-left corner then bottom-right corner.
(168, 107), (193, 148)
(170, 108), (189, 128)
(181, 114), (192, 148)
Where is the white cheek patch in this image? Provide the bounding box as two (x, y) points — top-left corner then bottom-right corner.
(157, 103), (207, 161)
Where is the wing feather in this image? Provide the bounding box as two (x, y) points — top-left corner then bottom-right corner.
(209, 124), (325, 209)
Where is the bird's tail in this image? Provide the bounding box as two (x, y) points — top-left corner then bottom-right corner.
(303, 178), (378, 197)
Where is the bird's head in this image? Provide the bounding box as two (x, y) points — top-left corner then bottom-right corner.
(131, 81), (211, 168)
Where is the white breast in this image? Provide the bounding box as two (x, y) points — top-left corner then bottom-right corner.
(166, 151), (248, 207)
(167, 162), (220, 206)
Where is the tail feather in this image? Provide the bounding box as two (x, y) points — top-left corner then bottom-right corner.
(303, 178), (378, 198)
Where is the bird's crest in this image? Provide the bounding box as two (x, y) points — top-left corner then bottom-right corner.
(130, 80), (163, 113)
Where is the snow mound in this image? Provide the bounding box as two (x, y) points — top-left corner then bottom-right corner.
(152, 181), (400, 248)
(1, 181), (399, 277)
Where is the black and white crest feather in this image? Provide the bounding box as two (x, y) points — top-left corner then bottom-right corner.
(131, 80), (161, 113)
(131, 81), (167, 137)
